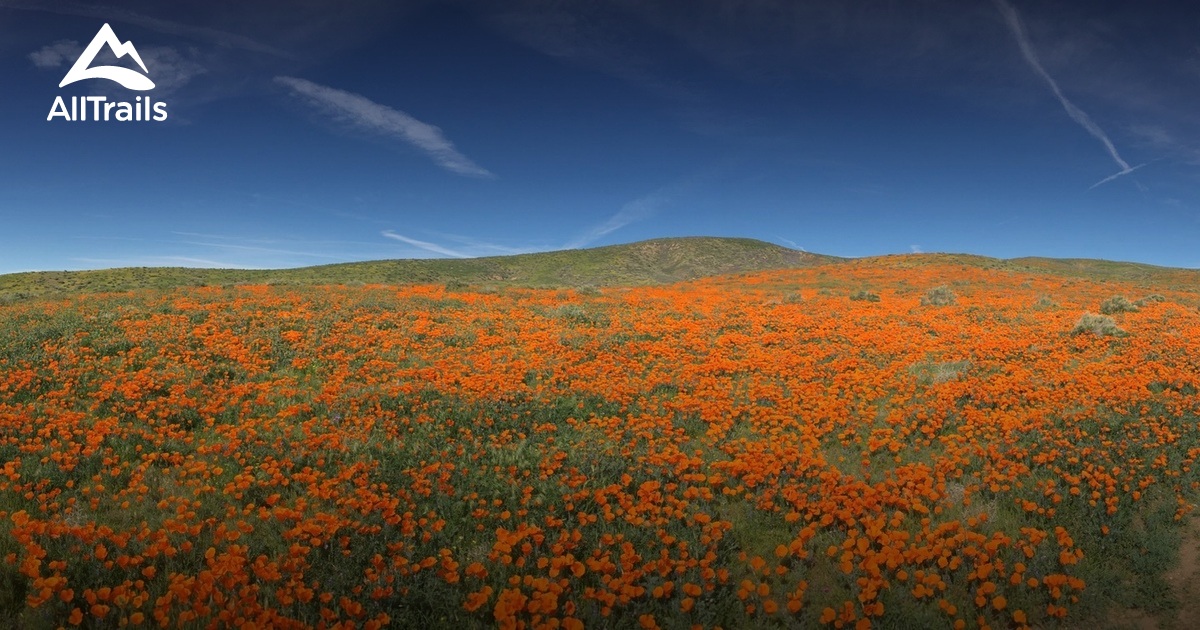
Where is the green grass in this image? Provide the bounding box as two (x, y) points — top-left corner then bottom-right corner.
(5, 238), (1200, 303)
(863, 253), (1200, 293)
(0, 237), (840, 300)
(3, 261), (1200, 628)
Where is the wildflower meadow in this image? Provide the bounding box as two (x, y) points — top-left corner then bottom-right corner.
(2, 259), (1199, 629)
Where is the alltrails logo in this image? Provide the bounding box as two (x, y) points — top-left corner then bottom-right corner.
(47, 23), (168, 122)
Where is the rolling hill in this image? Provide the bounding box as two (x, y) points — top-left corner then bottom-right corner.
(0, 237), (838, 299)
(2, 237), (1199, 301)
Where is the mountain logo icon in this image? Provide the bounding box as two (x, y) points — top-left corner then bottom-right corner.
(59, 23), (155, 91)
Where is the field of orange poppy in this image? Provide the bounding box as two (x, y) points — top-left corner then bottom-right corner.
(2, 258), (1199, 629)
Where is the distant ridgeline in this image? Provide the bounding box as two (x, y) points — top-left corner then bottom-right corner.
(2, 237), (1198, 301)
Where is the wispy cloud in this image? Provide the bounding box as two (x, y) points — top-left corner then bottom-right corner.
(1129, 124), (1176, 149)
(565, 188), (673, 249)
(175, 240), (345, 260)
(135, 47), (207, 93)
(380, 230), (552, 259)
(1088, 161), (1153, 189)
(562, 168), (721, 249)
(0, 0), (291, 57)
(777, 237), (803, 250)
(67, 231), (402, 271)
(276, 77), (494, 179)
(170, 231), (280, 244)
(70, 256), (256, 269)
(170, 231), (387, 250)
(381, 231), (470, 258)
(993, 0), (1141, 187)
(1129, 124), (1200, 167)
(29, 40), (82, 68)
(70, 234), (145, 242)
(910, 245), (923, 254)
(426, 231), (536, 256)
(377, 173), (699, 259)
(30, 39), (206, 94)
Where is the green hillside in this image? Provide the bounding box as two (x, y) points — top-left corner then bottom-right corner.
(0, 237), (839, 299)
(4, 237), (1199, 302)
(851, 252), (1200, 293)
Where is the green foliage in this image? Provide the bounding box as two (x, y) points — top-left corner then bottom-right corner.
(1033, 295), (1058, 309)
(1072, 313), (1125, 337)
(0, 237), (841, 300)
(7, 245), (1200, 303)
(550, 303), (608, 327)
(5, 250), (1200, 628)
(920, 285), (957, 306)
(1100, 296), (1139, 314)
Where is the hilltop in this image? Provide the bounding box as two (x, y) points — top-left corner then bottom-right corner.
(848, 252), (1200, 293)
(2, 237), (1199, 301)
(0, 237), (838, 299)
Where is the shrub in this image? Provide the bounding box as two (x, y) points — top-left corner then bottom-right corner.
(850, 290), (880, 302)
(1033, 295), (1058, 309)
(920, 286), (956, 306)
(574, 285), (601, 297)
(550, 303), (607, 326)
(1071, 313), (1125, 337)
(1136, 294), (1166, 307)
(1099, 296), (1138, 314)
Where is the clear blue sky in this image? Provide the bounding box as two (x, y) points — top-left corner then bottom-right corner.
(1, 0), (1197, 273)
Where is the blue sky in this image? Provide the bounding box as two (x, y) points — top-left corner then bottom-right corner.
(1, 0), (1198, 273)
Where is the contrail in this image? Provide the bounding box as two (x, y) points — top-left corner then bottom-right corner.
(993, 0), (1136, 184)
(277, 77), (494, 179)
(1088, 162), (1150, 190)
(565, 189), (669, 249)
(1088, 157), (1164, 190)
(381, 231), (469, 258)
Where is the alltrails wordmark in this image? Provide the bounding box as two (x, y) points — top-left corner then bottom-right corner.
(46, 23), (169, 123)
(47, 96), (167, 122)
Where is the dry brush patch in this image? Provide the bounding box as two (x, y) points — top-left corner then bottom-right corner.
(0, 263), (1198, 629)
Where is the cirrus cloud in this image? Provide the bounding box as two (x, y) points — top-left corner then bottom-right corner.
(276, 76), (494, 179)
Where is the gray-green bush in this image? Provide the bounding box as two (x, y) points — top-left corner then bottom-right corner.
(920, 286), (956, 306)
(1099, 296), (1138, 314)
(1071, 313), (1125, 337)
